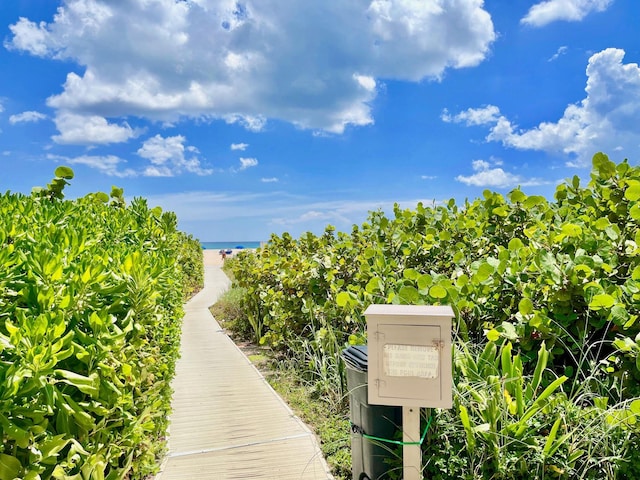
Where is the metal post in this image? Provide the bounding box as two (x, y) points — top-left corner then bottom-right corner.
(403, 406), (421, 480)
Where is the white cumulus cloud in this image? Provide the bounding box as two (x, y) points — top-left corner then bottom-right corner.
(231, 143), (249, 151)
(548, 46), (568, 62)
(238, 157), (258, 171)
(52, 112), (138, 144)
(521, 0), (613, 27)
(455, 159), (548, 188)
(7, 0), (496, 136)
(9, 111), (47, 124)
(444, 48), (640, 166)
(49, 154), (137, 178)
(137, 134), (213, 176)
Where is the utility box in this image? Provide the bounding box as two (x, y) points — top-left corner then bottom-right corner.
(365, 304), (453, 408)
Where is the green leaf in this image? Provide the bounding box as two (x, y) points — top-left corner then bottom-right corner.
(508, 238), (524, 251)
(508, 189), (526, 203)
(592, 152), (616, 179)
(609, 305), (629, 325)
(493, 206), (509, 217)
(630, 204), (640, 221)
(459, 405), (476, 451)
(498, 322), (518, 341)
(625, 182), (640, 201)
(0, 454), (21, 480)
(336, 292), (351, 307)
(94, 191), (110, 203)
(0, 414), (30, 449)
(365, 277), (382, 294)
(518, 298), (534, 315)
(54, 166), (74, 179)
(55, 370), (100, 397)
(588, 294), (615, 310)
(398, 286), (420, 304)
(474, 262), (494, 282)
(486, 329), (500, 342)
(429, 285), (447, 299)
(605, 225), (620, 240)
(561, 223), (582, 237)
(542, 417), (562, 458)
(523, 195), (546, 209)
(39, 435), (70, 461)
(403, 268), (420, 280)
(363, 248), (376, 259)
(630, 399), (640, 415)
(417, 274), (432, 291)
(594, 217), (610, 230)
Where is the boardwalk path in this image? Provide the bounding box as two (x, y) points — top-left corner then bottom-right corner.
(157, 257), (334, 479)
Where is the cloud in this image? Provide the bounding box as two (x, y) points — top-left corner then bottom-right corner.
(7, 0), (495, 135)
(231, 143), (249, 151)
(442, 105), (501, 125)
(5, 17), (52, 56)
(521, 0), (613, 27)
(48, 154), (137, 177)
(261, 177), (279, 183)
(238, 157), (258, 171)
(271, 209), (351, 226)
(9, 111), (47, 124)
(421, 175), (437, 180)
(52, 112), (139, 144)
(444, 48), (640, 166)
(455, 159), (548, 188)
(145, 190), (435, 228)
(137, 134), (213, 176)
(548, 46), (568, 62)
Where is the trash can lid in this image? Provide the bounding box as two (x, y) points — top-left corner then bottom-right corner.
(342, 345), (368, 371)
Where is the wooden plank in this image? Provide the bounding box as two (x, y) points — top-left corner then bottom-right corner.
(156, 264), (333, 480)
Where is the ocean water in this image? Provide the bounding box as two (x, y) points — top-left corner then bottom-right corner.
(201, 241), (263, 250)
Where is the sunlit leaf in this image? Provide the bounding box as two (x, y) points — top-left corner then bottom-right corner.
(625, 182), (640, 201)
(589, 294), (615, 310)
(54, 166), (74, 179)
(429, 285), (447, 299)
(518, 298), (534, 315)
(486, 329), (500, 342)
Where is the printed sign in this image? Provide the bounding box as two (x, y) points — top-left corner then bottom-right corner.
(383, 344), (439, 378)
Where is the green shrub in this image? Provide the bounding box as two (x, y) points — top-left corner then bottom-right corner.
(0, 168), (201, 479)
(210, 287), (252, 339)
(229, 153), (640, 477)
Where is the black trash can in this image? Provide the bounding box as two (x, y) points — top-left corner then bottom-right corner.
(342, 346), (402, 480)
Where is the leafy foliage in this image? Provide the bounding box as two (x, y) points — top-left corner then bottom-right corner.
(0, 168), (203, 479)
(228, 153), (640, 477)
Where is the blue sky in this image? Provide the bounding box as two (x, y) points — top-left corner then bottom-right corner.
(1, 0), (639, 241)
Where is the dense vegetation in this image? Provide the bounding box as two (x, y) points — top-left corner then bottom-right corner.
(0, 167), (203, 479)
(225, 153), (640, 478)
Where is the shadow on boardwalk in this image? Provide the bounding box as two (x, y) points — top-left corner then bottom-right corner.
(156, 263), (334, 480)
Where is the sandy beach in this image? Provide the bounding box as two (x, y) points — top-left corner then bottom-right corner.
(202, 248), (252, 267)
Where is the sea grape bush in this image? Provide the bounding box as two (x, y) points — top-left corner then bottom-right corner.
(229, 153), (640, 476)
(0, 168), (202, 479)
(231, 154), (640, 395)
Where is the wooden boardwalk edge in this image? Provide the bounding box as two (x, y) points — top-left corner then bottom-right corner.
(155, 263), (335, 480)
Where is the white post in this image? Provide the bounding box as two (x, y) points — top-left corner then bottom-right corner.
(403, 406), (421, 480)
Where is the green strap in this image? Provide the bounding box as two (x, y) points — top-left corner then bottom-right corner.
(359, 414), (433, 446)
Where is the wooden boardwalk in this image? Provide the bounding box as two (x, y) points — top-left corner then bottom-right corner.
(156, 261), (334, 480)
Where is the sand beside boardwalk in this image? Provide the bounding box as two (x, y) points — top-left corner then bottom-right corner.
(202, 248), (254, 267)
(203, 249), (223, 266)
